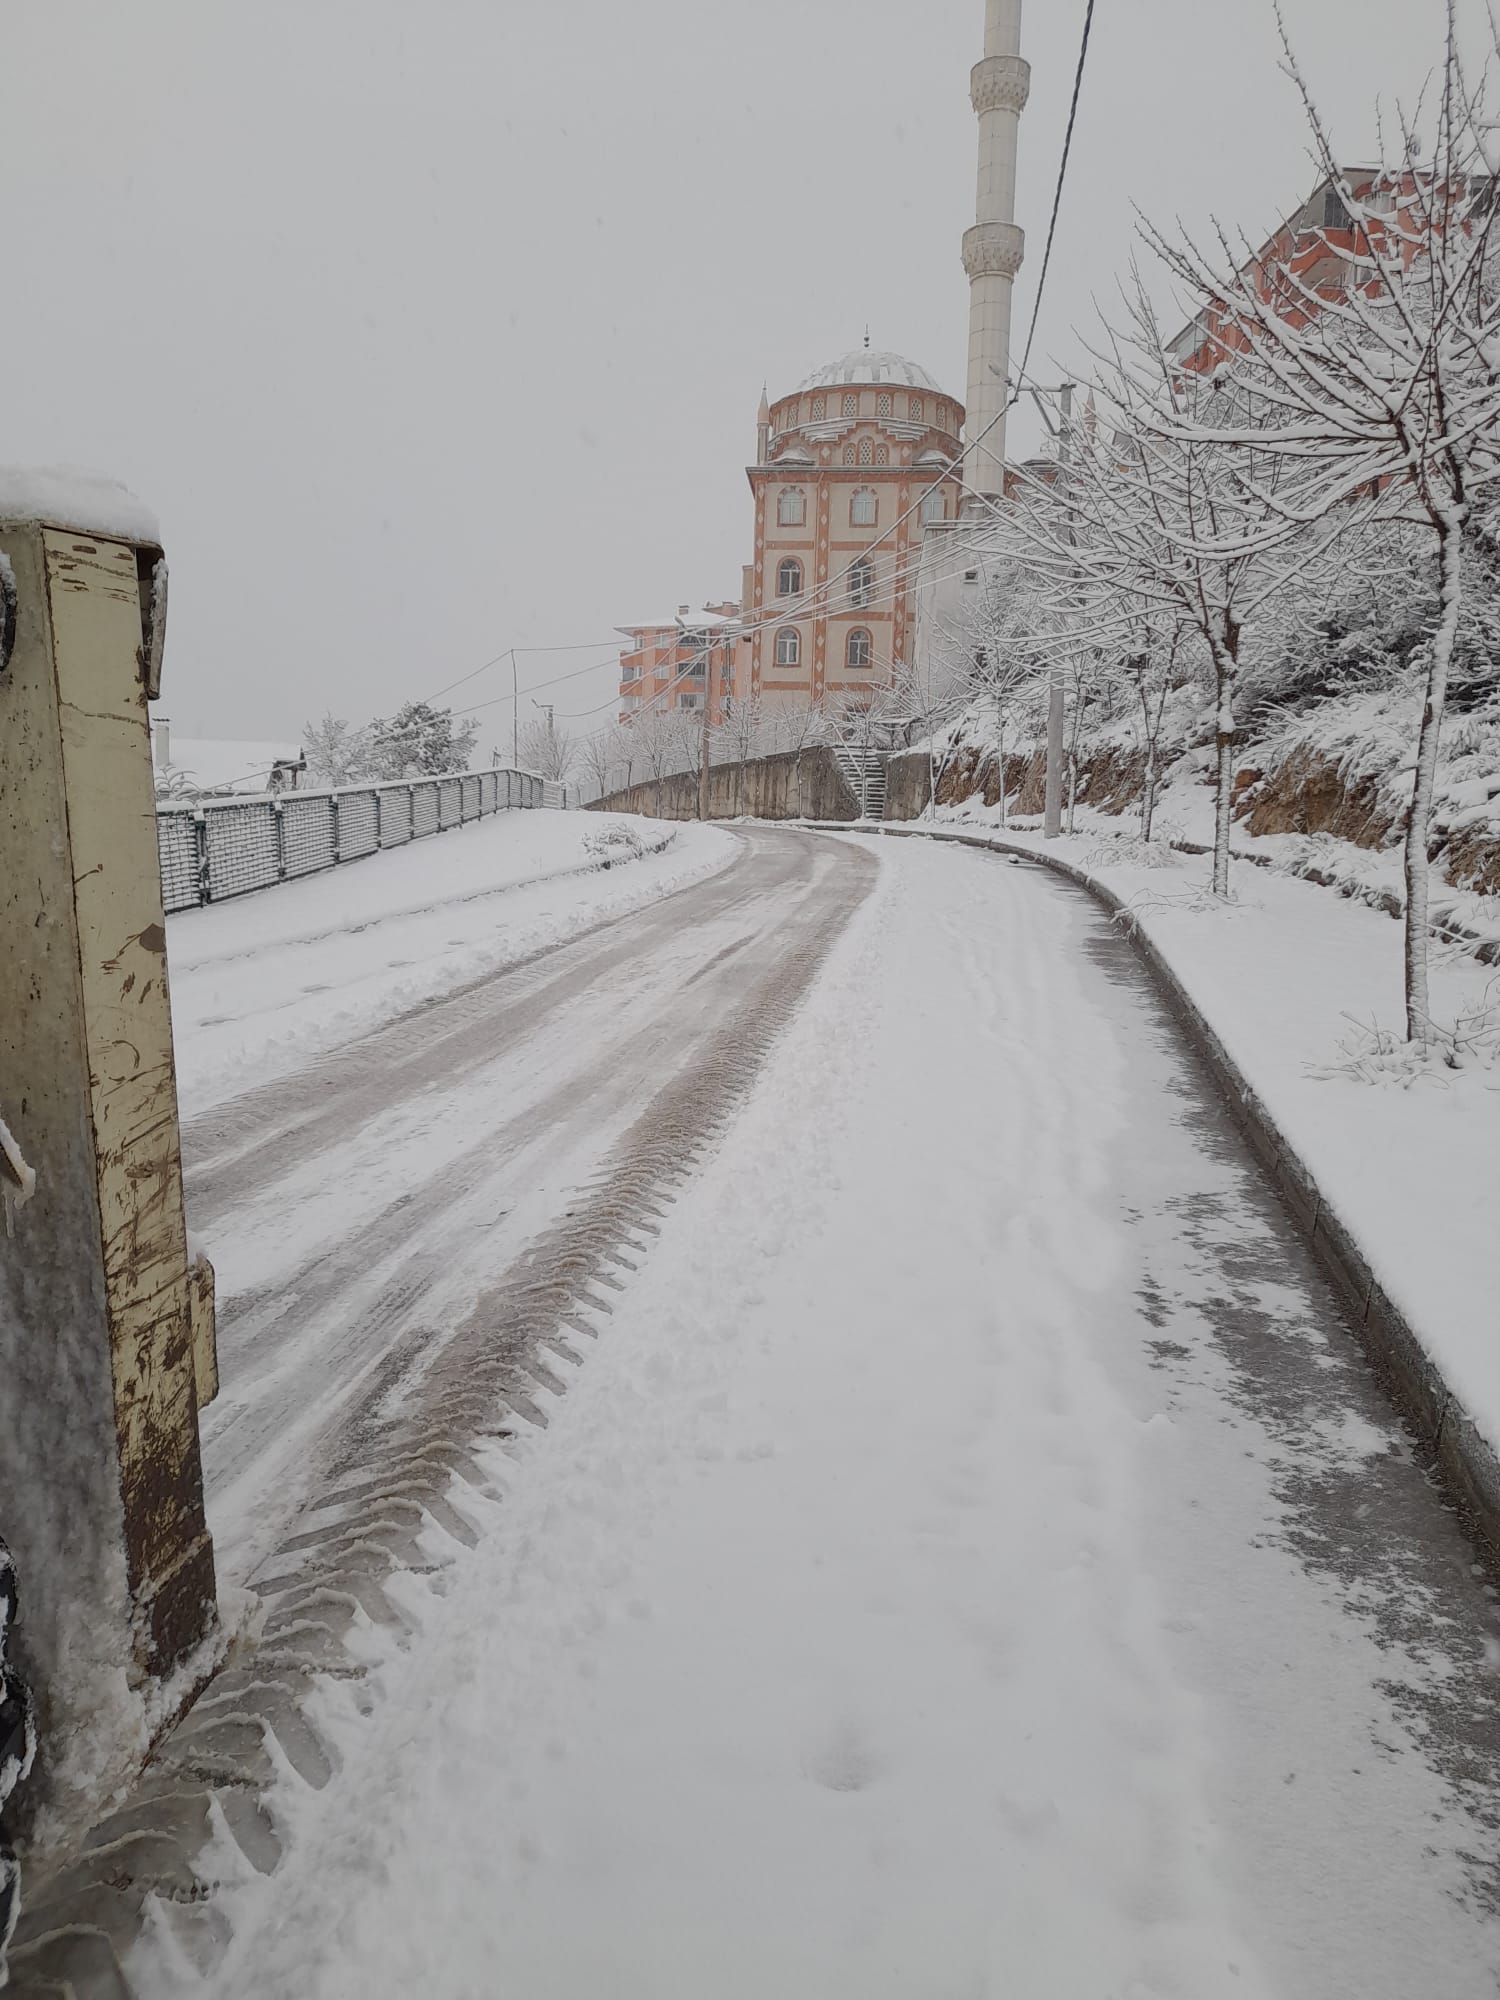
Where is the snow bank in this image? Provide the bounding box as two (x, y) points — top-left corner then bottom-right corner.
(0, 466), (159, 543)
(167, 811), (737, 1112)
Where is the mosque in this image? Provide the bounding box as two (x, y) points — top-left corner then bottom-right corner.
(738, 349), (965, 714)
(617, 0), (1028, 723)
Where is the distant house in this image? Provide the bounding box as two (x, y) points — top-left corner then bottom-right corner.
(151, 716), (304, 797)
(616, 604), (741, 727)
(1168, 166), (1493, 375)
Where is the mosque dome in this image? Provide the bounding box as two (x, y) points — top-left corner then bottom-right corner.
(794, 348), (945, 396)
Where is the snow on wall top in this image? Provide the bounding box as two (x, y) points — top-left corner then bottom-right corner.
(0, 466), (160, 544)
(792, 350), (945, 396)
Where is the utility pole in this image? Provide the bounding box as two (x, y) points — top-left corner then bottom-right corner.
(509, 649), (518, 768)
(530, 700), (555, 781)
(697, 633), (714, 822)
(1043, 379), (1074, 839)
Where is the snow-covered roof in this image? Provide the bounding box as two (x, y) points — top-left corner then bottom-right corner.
(0, 465), (161, 543)
(618, 609), (738, 640)
(792, 349), (945, 396)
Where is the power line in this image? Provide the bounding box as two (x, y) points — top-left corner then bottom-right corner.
(449, 651), (623, 719)
(430, 637), (622, 703)
(1007, 0), (1098, 414)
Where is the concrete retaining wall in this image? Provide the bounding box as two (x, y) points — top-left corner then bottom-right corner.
(856, 823), (1500, 1560)
(592, 748), (858, 824)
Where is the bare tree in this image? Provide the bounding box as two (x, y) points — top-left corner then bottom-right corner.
(718, 695), (764, 816)
(609, 722), (639, 803)
(303, 710), (375, 788)
(577, 727), (617, 804)
(1004, 296), (1350, 898)
(519, 714), (577, 783)
(1116, 621), (1191, 842)
(1140, 7), (1500, 1038)
(632, 706), (679, 817)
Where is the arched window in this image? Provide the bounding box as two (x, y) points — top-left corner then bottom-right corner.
(777, 488), (806, 526)
(846, 628), (873, 669)
(782, 399), (798, 428)
(920, 488), (946, 525)
(858, 438), (874, 466)
(875, 444), (889, 466)
(777, 557), (803, 597)
(810, 395), (826, 421)
(842, 392), (859, 418)
(850, 487), (877, 528)
(909, 395), (925, 422)
(775, 627), (801, 668)
(843, 446), (857, 466)
(876, 392), (892, 419)
(848, 559), (875, 609)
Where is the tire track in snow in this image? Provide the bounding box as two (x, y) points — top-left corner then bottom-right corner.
(5, 830), (877, 1998)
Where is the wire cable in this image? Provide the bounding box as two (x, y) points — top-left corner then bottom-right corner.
(1006, 0), (1099, 413)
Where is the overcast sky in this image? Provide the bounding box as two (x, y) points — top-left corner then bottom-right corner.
(3, 0), (1487, 744)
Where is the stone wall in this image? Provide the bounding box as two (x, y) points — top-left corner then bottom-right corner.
(592, 747), (859, 824)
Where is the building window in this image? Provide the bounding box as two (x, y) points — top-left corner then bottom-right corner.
(850, 487), (877, 527)
(846, 628), (873, 668)
(909, 395), (924, 422)
(777, 557), (803, 597)
(859, 438), (874, 466)
(877, 392), (892, 418)
(680, 693), (702, 710)
(782, 399), (798, 429)
(875, 444), (889, 466)
(843, 445), (857, 465)
(921, 488), (946, 525)
(810, 394), (826, 421)
(842, 392), (859, 418)
(849, 559), (875, 609)
(1321, 186), (1353, 233)
(775, 627), (801, 668)
(622, 661), (640, 681)
(777, 488), (806, 526)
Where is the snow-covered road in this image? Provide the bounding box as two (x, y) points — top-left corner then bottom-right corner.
(171, 830), (1500, 1999)
(185, 826), (861, 1584)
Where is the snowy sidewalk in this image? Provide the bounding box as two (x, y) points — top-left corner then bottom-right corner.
(907, 814), (1500, 1474)
(156, 837), (1500, 2000)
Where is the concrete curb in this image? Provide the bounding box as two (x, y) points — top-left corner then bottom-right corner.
(854, 821), (1500, 1558)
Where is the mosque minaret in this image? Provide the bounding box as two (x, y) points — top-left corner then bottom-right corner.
(962, 0), (1028, 503)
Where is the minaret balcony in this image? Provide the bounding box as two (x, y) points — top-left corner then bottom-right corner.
(962, 220), (1026, 281)
(970, 53), (1030, 116)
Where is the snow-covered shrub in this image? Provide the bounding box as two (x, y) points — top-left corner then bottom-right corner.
(584, 824), (648, 868)
(1312, 991), (1500, 1088)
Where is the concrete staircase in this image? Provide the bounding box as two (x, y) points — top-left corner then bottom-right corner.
(833, 745), (888, 821)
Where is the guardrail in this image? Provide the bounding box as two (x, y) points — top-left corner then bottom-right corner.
(155, 767), (562, 914)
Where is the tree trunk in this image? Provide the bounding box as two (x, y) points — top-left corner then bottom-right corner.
(997, 713), (1008, 830)
(1065, 675), (1084, 836)
(1138, 687), (1156, 842)
(1404, 508), (1465, 1043)
(1210, 633), (1238, 899)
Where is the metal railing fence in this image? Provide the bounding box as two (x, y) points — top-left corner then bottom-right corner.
(156, 767), (562, 914)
